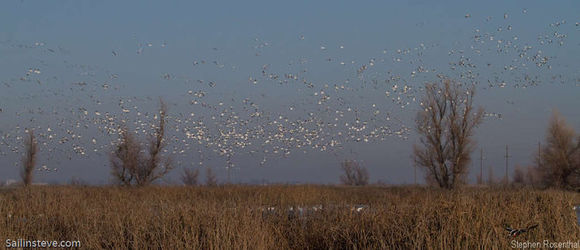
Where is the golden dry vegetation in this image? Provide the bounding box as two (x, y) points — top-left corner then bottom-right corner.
(1, 186), (579, 249)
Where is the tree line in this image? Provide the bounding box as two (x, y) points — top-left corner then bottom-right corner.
(13, 79), (580, 189)
(340, 78), (579, 190)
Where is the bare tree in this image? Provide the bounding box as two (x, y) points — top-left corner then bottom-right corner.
(339, 160), (369, 186)
(69, 177), (87, 186)
(487, 166), (496, 186)
(205, 167), (218, 186)
(514, 165), (542, 188)
(536, 111), (580, 189)
(21, 129), (37, 186)
(110, 128), (139, 186)
(525, 165), (541, 188)
(512, 165), (525, 185)
(182, 168), (200, 186)
(110, 99), (173, 186)
(413, 79), (484, 189)
(135, 100), (172, 186)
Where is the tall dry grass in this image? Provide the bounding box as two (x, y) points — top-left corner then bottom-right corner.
(0, 186), (578, 249)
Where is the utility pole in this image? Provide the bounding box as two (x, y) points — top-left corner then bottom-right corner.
(504, 145), (511, 185)
(412, 155), (417, 185)
(227, 167), (231, 184)
(538, 141), (541, 166)
(226, 155), (232, 184)
(479, 148), (483, 185)
(414, 159), (417, 185)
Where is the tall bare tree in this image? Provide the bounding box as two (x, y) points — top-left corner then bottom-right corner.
(21, 129), (37, 186)
(413, 79), (484, 189)
(110, 99), (173, 186)
(135, 100), (172, 186)
(536, 111), (580, 189)
(339, 160), (369, 186)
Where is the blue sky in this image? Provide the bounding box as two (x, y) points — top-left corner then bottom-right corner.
(0, 0), (579, 184)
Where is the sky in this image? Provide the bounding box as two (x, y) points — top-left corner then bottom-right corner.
(0, 0), (579, 185)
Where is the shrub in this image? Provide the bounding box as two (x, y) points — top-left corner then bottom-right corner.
(339, 160), (369, 186)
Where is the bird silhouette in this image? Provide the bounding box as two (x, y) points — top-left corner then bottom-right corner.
(505, 224), (538, 237)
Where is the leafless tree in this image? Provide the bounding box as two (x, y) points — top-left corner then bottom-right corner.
(525, 166), (541, 188)
(110, 99), (173, 186)
(205, 167), (218, 186)
(413, 79), (484, 189)
(110, 128), (139, 186)
(536, 111), (580, 189)
(182, 168), (200, 186)
(135, 100), (172, 186)
(512, 165), (525, 185)
(69, 177), (88, 186)
(339, 160), (369, 186)
(21, 129), (37, 186)
(487, 166), (496, 186)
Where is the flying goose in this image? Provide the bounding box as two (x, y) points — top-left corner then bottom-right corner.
(505, 224), (538, 237)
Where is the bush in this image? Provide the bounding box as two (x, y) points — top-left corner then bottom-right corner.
(182, 168), (200, 186)
(339, 160), (369, 186)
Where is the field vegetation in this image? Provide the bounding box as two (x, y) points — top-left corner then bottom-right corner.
(1, 186), (579, 249)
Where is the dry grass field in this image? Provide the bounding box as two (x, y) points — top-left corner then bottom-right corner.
(1, 186), (579, 249)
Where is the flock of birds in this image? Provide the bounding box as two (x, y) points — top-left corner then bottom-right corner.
(0, 9), (578, 183)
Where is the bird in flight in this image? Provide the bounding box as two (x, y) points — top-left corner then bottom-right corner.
(505, 224), (538, 237)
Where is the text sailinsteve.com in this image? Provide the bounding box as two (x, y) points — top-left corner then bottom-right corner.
(6, 239), (81, 248)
